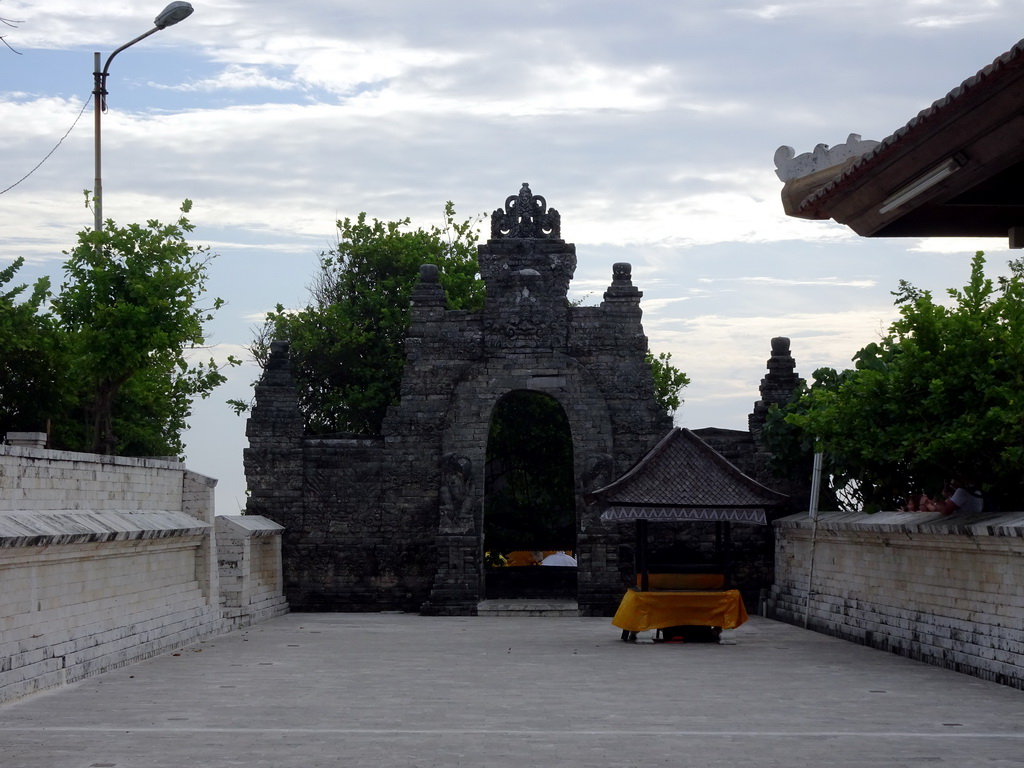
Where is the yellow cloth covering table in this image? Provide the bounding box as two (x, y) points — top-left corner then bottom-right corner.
(612, 588), (748, 633)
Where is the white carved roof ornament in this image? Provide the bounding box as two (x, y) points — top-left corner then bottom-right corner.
(775, 134), (880, 218)
(778, 39), (1024, 245)
(774, 134), (880, 182)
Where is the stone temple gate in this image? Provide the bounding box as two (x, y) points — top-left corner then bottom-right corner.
(244, 183), (799, 616)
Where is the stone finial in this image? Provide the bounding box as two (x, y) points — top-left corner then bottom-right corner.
(770, 336), (790, 355)
(774, 134), (880, 182)
(603, 262), (641, 301)
(267, 340), (291, 370)
(612, 262), (632, 285)
(490, 182), (561, 239)
(749, 336), (801, 434)
(411, 263), (446, 307)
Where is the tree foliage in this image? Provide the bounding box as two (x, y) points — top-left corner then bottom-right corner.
(251, 202), (689, 435)
(0, 259), (62, 435)
(767, 252), (1024, 511)
(646, 350), (690, 417)
(0, 202), (236, 456)
(252, 203), (486, 435)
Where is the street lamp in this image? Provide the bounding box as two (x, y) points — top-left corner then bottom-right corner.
(93, 2), (194, 233)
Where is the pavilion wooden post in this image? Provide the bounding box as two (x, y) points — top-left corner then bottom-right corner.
(723, 521), (732, 587)
(635, 518), (649, 591)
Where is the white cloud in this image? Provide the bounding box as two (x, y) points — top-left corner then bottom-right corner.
(7, 0), (1024, 513)
(697, 276), (878, 288)
(909, 237), (1008, 255)
(647, 307), (897, 430)
(159, 65), (296, 93)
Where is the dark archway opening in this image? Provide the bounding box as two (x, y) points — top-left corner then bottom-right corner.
(483, 390), (577, 599)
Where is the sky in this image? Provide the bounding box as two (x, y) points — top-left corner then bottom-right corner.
(2, 0), (1022, 514)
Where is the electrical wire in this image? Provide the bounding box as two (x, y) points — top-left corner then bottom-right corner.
(0, 94), (90, 195)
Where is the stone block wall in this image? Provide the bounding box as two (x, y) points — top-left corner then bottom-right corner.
(770, 510), (1024, 688)
(1, 445), (185, 513)
(242, 189), (809, 617)
(1, 534), (221, 703)
(216, 515), (288, 626)
(0, 445), (287, 704)
(245, 201), (673, 616)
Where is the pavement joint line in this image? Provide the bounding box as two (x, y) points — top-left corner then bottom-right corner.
(4, 727), (1024, 739)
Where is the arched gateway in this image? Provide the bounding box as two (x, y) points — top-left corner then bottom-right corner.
(245, 184), (673, 616)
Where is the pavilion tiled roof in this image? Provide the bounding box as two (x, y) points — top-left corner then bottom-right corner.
(587, 428), (787, 525)
(799, 37), (1024, 216)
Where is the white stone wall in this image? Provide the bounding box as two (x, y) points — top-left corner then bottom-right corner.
(216, 515), (288, 626)
(771, 510), (1024, 689)
(1, 537), (222, 702)
(0, 445), (286, 704)
(1, 446), (185, 512)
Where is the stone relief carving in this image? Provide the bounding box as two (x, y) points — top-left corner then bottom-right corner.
(438, 453), (474, 534)
(491, 182), (561, 239)
(583, 453), (614, 492)
(774, 133), (880, 182)
(580, 453), (615, 532)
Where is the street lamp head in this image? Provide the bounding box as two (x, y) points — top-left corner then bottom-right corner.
(154, 1), (194, 29)
(94, 1), (196, 233)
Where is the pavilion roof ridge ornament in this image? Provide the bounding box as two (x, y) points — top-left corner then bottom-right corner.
(490, 182), (561, 239)
(774, 133), (880, 182)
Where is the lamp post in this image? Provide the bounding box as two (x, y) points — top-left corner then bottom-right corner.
(93, 2), (194, 233)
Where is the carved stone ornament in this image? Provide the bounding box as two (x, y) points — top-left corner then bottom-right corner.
(438, 453), (474, 534)
(491, 182), (561, 239)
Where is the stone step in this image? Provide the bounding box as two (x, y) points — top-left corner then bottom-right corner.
(476, 599), (580, 617)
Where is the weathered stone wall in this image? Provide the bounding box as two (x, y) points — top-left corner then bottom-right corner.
(0, 445), (287, 704)
(245, 185), (673, 615)
(770, 510), (1024, 689)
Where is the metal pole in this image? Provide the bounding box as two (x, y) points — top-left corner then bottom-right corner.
(91, 23), (168, 234)
(804, 447), (824, 628)
(808, 448), (823, 519)
(93, 51), (103, 233)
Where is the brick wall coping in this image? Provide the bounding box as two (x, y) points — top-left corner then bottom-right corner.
(216, 515), (284, 536)
(0, 509), (210, 548)
(0, 443), (187, 469)
(775, 509), (1024, 537)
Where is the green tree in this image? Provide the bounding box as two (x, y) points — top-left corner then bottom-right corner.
(0, 258), (64, 436)
(250, 202), (690, 436)
(253, 203), (485, 435)
(770, 252), (1024, 511)
(646, 350), (690, 417)
(49, 201), (237, 455)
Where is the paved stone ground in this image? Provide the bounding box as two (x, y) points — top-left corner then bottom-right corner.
(2, 613), (1023, 767)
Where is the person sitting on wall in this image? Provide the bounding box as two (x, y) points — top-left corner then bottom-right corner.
(900, 491), (928, 511)
(920, 478), (983, 515)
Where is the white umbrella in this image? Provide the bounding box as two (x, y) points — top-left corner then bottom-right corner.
(541, 551), (577, 567)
